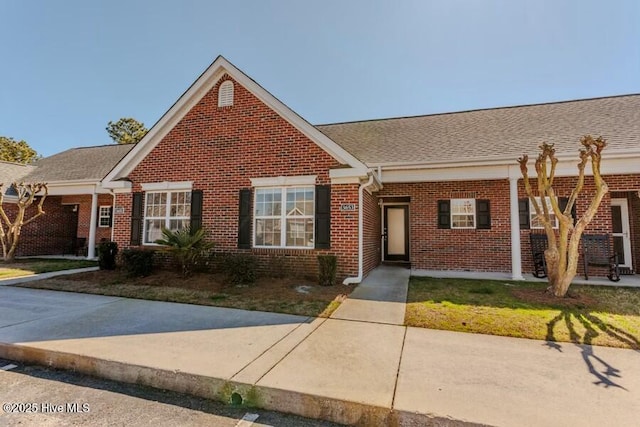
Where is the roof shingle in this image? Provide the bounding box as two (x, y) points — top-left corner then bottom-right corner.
(317, 95), (640, 165)
(23, 144), (135, 182)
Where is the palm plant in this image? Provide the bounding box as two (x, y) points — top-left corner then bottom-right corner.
(155, 226), (214, 277)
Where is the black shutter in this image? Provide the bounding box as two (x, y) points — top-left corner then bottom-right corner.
(108, 206), (113, 227)
(315, 185), (331, 249)
(190, 190), (203, 233)
(437, 200), (451, 229)
(476, 199), (491, 229)
(558, 197), (577, 224)
(238, 189), (251, 249)
(130, 193), (143, 245)
(518, 198), (530, 229)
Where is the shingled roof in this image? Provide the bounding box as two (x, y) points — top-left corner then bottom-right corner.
(0, 161), (35, 191)
(23, 144), (135, 182)
(317, 94), (640, 165)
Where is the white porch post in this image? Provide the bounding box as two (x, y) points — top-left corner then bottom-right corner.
(87, 190), (98, 259)
(509, 176), (524, 280)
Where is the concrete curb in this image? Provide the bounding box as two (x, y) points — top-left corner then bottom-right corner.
(0, 267), (99, 286)
(0, 342), (479, 426)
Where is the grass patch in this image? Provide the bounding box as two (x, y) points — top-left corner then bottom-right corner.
(15, 269), (350, 318)
(406, 276), (640, 349)
(0, 258), (97, 279)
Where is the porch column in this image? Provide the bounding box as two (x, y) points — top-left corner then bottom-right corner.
(509, 177), (524, 280)
(87, 191), (98, 259)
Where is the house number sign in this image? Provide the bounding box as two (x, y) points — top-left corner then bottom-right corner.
(340, 203), (357, 211)
(114, 207), (125, 215)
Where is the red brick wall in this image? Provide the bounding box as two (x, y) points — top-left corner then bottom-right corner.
(2, 194), (115, 257)
(380, 174), (640, 275)
(113, 74), (360, 281)
(61, 194), (114, 242)
(363, 188), (381, 277)
(5, 197), (76, 256)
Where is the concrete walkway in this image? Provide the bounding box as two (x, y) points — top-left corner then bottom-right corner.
(330, 264), (410, 325)
(1, 267), (639, 426)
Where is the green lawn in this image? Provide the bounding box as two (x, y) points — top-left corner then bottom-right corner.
(0, 258), (97, 279)
(406, 277), (640, 349)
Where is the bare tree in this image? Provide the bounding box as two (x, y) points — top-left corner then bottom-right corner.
(0, 182), (48, 262)
(518, 136), (608, 297)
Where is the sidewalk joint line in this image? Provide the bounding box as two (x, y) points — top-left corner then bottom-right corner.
(230, 316), (318, 381)
(391, 326), (408, 409)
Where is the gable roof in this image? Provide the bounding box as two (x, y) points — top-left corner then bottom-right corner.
(104, 56), (368, 185)
(317, 94), (640, 166)
(23, 144), (135, 183)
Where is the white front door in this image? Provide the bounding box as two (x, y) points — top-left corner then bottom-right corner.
(611, 199), (632, 269)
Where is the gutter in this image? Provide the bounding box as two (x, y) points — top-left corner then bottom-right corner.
(343, 173), (376, 285)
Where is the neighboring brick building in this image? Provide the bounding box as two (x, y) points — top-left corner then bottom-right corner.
(8, 56), (640, 283)
(0, 145), (133, 258)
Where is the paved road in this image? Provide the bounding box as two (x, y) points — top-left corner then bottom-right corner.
(0, 359), (341, 427)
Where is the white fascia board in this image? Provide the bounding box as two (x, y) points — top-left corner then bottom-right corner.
(250, 175), (316, 187)
(141, 181), (193, 191)
(382, 155), (640, 183)
(102, 180), (132, 190)
(368, 149), (640, 171)
(46, 184), (98, 196)
(329, 168), (370, 185)
(104, 56), (368, 184)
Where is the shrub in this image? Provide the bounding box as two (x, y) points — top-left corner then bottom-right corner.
(97, 240), (118, 270)
(222, 253), (258, 285)
(318, 255), (337, 286)
(154, 226), (214, 277)
(121, 249), (155, 277)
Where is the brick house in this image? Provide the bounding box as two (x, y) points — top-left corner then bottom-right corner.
(13, 56), (640, 282)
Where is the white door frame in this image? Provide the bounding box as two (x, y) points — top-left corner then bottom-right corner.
(611, 198), (633, 269)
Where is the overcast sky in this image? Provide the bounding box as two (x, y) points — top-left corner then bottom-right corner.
(1, 0), (639, 157)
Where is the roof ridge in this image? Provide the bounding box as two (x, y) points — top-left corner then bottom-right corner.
(315, 93), (640, 127)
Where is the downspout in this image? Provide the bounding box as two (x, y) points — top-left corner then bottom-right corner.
(343, 173), (376, 285)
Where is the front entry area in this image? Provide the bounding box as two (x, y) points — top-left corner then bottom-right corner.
(611, 198), (633, 272)
(383, 205), (409, 262)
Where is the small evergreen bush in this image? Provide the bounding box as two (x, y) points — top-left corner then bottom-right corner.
(317, 255), (337, 286)
(97, 240), (118, 270)
(222, 253), (258, 285)
(121, 249), (155, 277)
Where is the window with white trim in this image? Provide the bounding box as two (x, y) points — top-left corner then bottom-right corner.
(530, 197), (558, 229)
(143, 191), (191, 244)
(451, 198), (476, 229)
(98, 206), (112, 227)
(218, 81), (234, 107)
(254, 187), (314, 248)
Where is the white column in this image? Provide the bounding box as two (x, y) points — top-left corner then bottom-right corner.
(509, 177), (524, 280)
(87, 191), (98, 259)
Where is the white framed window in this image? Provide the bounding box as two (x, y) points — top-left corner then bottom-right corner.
(254, 187), (314, 248)
(530, 197), (558, 229)
(451, 198), (475, 229)
(98, 206), (112, 227)
(143, 191), (191, 244)
(218, 80), (234, 107)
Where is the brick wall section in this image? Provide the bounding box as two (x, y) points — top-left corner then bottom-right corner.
(3, 194), (115, 257)
(113, 74), (360, 281)
(362, 188), (381, 276)
(60, 194), (114, 242)
(6, 197), (75, 256)
(380, 174), (640, 275)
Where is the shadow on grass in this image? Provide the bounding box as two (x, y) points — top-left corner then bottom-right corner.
(546, 310), (640, 389)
